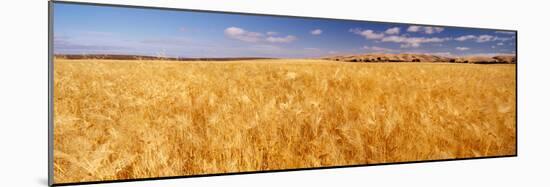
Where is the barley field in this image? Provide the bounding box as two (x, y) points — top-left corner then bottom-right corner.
(53, 58), (516, 183)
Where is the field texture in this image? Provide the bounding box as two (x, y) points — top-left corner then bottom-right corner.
(53, 59), (516, 183)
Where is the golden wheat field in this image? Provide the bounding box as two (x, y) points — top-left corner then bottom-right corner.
(53, 58), (516, 183)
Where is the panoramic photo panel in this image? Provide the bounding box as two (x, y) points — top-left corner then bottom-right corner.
(52, 2), (517, 184)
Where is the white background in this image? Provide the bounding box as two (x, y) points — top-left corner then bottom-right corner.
(0, 0), (549, 186)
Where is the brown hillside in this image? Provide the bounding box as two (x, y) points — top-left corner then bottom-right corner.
(324, 53), (516, 64)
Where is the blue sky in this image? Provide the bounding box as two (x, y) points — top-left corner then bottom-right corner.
(54, 3), (516, 58)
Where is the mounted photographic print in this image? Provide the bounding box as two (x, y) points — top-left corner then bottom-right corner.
(49, 1), (517, 185)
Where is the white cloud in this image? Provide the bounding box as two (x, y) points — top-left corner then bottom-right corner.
(455, 34), (500, 43)
(495, 31), (515, 35)
(466, 53), (516, 57)
(381, 35), (449, 48)
(407, 26), (421, 32)
(476, 35), (494, 43)
(304, 47), (320, 50)
(455, 47), (470, 51)
(266, 35), (297, 43)
(310, 29), (322, 35)
(225, 27), (296, 43)
(497, 42), (504, 46)
(224, 27), (263, 42)
(455, 35), (477, 41)
(381, 35), (406, 43)
(350, 28), (385, 39)
(425, 27), (445, 34)
(494, 36), (515, 42)
(406, 26), (444, 34)
(385, 27), (400, 35)
(351, 27), (449, 48)
(363, 45), (395, 52)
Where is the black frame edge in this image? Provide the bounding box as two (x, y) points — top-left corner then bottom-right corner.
(52, 155), (516, 186)
(515, 31), (518, 156)
(48, 1), (54, 186)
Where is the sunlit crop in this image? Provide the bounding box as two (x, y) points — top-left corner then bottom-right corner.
(53, 58), (516, 183)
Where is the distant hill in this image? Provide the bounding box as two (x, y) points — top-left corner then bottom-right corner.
(323, 53), (516, 64)
(54, 54), (276, 61)
(54, 54), (516, 64)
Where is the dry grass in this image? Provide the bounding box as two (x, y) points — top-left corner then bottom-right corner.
(53, 58), (516, 183)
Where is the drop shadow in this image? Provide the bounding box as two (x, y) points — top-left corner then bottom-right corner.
(36, 178), (49, 186)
